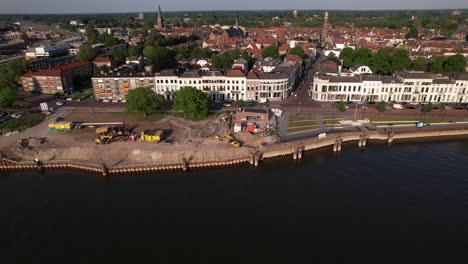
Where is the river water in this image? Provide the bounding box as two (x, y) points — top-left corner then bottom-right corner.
(1, 140), (468, 262)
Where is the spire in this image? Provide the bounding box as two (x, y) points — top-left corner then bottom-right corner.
(156, 3), (164, 30)
(235, 17), (239, 30)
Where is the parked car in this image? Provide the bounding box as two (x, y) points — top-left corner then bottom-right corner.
(56, 101), (63, 106)
(392, 104), (404, 110)
(257, 98), (268, 103)
(11, 113), (22, 119)
(223, 102), (232, 107)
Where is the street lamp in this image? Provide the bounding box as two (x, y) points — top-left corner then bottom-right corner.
(354, 101), (363, 120)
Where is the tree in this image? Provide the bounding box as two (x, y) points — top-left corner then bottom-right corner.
(128, 45), (144, 57)
(76, 44), (97, 62)
(430, 56), (445, 74)
(339, 47), (355, 68)
(390, 49), (411, 72)
(353, 48), (373, 66)
(125, 87), (165, 117)
(336, 101), (346, 112)
(86, 29), (98, 44)
(443, 54), (466, 73)
(98, 64), (109, 73)
(239, 100), (246, 108)
(406, 22), (419, 39)
(231, 48), (241, 60)
(173, 86), (212, 119)
(261, 45), (279, 59)
(371, 49), (392, 75)
(289, 46), (305, 58)
(377, 101), (387, 112)
(0, 88), (18, 109)
(412, 57), (427, 71)
(143, 46), (157, 65)
(423, 103), (433, 113)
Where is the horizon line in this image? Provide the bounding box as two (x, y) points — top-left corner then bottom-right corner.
(1, 7), (468, 15)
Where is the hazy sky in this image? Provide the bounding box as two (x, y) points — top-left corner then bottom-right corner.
(1, 0), (467, 14)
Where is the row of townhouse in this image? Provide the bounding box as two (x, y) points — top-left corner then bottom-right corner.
(312, 66), (468, 104)
(92, 60), (303, 102)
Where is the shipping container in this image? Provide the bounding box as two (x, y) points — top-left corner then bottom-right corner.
(48, 123), (56, 131)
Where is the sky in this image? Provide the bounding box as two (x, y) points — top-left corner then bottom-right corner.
(1, 0), (467, 14)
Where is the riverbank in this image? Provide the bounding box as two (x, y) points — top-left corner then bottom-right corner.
(2, 126), (468, 175)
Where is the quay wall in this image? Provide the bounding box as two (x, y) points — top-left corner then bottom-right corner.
(2, 128), (468, 175)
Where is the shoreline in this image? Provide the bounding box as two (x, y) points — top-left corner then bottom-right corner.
(2, 126), (468, 175)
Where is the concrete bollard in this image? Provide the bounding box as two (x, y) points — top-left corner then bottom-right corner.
(298, 148), (303, 159)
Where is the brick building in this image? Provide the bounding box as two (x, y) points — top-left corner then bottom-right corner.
(21, 61), (92, 94)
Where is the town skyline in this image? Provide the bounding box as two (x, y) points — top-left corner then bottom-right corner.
(1, 0), (467, 14)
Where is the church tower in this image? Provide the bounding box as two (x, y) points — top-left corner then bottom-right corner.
(156, 3), (164, 30)
(322, 11), (329, 47)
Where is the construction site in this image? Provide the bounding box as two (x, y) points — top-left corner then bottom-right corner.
(0, 107), (279, 167)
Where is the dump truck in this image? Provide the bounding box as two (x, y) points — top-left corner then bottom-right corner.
(140, 130), (164, 143)
(96, 127), (109, 134)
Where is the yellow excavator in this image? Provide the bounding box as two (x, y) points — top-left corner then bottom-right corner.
(95, 134), (113, 144)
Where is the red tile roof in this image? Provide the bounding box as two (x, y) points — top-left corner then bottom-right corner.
(226, 69), (246, 78)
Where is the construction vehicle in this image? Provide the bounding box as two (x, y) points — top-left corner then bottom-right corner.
(140, 130), (164, 143)
(16, 138), (29, 147)
(95, 135), (113, 144)
(96, 127), (109, 134)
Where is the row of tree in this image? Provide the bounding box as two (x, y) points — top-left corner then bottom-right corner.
(125, 86), (212, 119)
(339, 47), (466, 75)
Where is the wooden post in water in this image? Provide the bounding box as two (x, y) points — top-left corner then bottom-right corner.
(101, 163), (108, 176)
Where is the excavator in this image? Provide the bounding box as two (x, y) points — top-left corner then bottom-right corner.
(214, 133), (241, 148)
(95, 134), (113, 144)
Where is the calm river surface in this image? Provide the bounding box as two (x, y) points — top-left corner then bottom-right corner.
(1, 140), (468, 262)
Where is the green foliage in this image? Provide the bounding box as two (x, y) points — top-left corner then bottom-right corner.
(423, 103), (433, 113)
(336, 101), (346, 112)
(339, 47), (355, 68)
(377, 101), (387, 112)
(443, 54), (466, 73)
(390, 49), (412, 72)
(430, 55), (466, 73)
(0, 59), (30, 89)
(239, 100), (246, 108)
(125, 87), (165, 117)
(173, 86), (213, 119)
(143, 45), (177, 71)
(261, 45), (279, 59)
(76, 44), (97, 62)
(231, 48), (241, 60)
(411, 57), (427, 71)
(353, 48), (373, 66)
(371, 49), (392, 75)
(0, 88), (18, 109)
(406, 22), (419, 39)
(108, 50), (127, 65)
(0, 113), (44, 132)
(289, 46), (305, 58)
(430, 56), (445, 73)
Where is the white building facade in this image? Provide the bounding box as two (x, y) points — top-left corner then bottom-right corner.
(312, 69), (468, 104)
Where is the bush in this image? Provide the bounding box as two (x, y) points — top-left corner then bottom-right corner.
(377, 101), (387, 112)
(336, 101), (346, 112)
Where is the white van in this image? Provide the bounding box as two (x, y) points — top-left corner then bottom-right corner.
(258, 98), (268, 104)
(392, 104), (404, 110)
